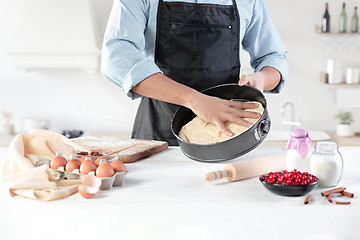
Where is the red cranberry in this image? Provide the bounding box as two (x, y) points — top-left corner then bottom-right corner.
(263, 170), (317, 186)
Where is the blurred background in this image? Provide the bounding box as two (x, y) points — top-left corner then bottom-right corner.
(0, 0), (359, 142)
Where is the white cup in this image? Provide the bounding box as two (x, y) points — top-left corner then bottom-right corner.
(22, 118), (49, 132)
(327, 59), (344, 84)
(346, 68), (360, 84)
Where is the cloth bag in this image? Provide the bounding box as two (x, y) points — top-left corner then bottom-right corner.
(1, 129), (84, 201)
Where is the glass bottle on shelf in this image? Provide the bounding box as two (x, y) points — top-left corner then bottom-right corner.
(339, 3), (347, 33)
(322, 2), (331, 33)
(351, 6), (359, 33)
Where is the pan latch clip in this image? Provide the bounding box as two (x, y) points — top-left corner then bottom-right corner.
(254, 119), (270, 141)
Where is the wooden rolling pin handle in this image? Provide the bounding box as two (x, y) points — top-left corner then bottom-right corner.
(205, 169), (231, 181)
(205, 154), (286, 182)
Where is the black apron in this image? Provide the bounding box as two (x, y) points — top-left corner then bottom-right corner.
(132, 0), (241, 146)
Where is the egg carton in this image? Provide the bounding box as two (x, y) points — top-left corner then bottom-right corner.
(59, 168), (127, 190)
(96, 171), (127, 190)
(36, 160), (127, 190)
(64, 168), (127, 190)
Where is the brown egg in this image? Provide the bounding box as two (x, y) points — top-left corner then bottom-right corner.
(82, 174), (102, 187)
(79, 155), (90, 163)
(50, 152), (67, 170)
(80, 157), (97, 175)
(78, 175), (102, 199)
(65, 159), (81, 172)
(65, 153), (80, 172)
(94, 157), (108, 166)
(110, 160), (127, 172)
(96, 159), (115, 177)
(78, 185), (97, 199)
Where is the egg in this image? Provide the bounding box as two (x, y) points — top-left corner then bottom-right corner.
(78, 175), (102, 199)
(79, 155), (90, 163)
(82, 174), (102, 187)
(65, 153), (80, 172)
(96, 159), (115, 178)
(80, 157), (97, 174)
(110, 160), (127, 172)
(95, 157), (108, 166)
(78, 185), (97, 199)
(50, 152), (67, 170)
(65, 159), (81, 172)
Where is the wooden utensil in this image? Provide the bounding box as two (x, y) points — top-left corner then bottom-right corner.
(206, 154), (286, 182)
(72, 137), (169, 163)
(105, 143), (138, 155)
(116, 140), (168, 163)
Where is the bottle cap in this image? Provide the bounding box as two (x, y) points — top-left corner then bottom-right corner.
(315, 141), (338, 153)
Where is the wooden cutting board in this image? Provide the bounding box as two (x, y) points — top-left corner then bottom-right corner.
(71, 136), (168, 163)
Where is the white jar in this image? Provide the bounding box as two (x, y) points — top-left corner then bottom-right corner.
(285, 128), (312, 172)
(310, 141), (343, 188)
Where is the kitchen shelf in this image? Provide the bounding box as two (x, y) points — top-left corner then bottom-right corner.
(321, 83), (360, 88)
(315, 26), (360, 35)
(316, 32), (360, 36)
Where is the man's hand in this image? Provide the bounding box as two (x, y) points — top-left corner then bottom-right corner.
(188, 95), (261, 137)
(239, 73), (265, 92)
(238, 67), (281, 92)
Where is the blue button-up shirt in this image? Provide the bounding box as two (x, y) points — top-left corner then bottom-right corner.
(101, 0), (288, 99)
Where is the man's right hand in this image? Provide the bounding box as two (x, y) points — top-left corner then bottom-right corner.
(187, 93), (261, 137)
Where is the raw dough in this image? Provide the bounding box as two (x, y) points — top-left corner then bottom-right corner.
(178, 101), (264, 144)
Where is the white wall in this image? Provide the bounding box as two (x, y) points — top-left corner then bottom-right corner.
(264, 0), (360, 131)
(0, 0), (359, 136)
(0, 0), (140, 134)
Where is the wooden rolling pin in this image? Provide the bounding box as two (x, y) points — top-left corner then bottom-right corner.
(206, 154), (286, 182)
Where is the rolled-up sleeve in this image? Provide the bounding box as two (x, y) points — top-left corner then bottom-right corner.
(242, 0), (288, 93)
(101, 0), (162, 99)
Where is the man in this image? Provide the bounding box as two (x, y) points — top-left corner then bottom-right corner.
(101, 0), (288, 145)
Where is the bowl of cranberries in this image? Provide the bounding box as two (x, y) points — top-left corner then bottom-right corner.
(259, 169), (317, 196)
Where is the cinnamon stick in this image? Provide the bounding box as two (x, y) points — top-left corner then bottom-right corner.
(321, 187), (346, 197)
(326, 195), (332, 203)
(335, 201), (351, 205)
(341, 191), (354, 198)
(304, 194), (312, 205)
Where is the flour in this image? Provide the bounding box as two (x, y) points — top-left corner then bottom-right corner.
(72, 136), (162, 155)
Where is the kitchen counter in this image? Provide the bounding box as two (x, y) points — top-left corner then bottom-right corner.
(1, 131), (360, 147)
(0, 146), (359, 240)
(327, 132), (360, 146)
(260, 131), (360, 147)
